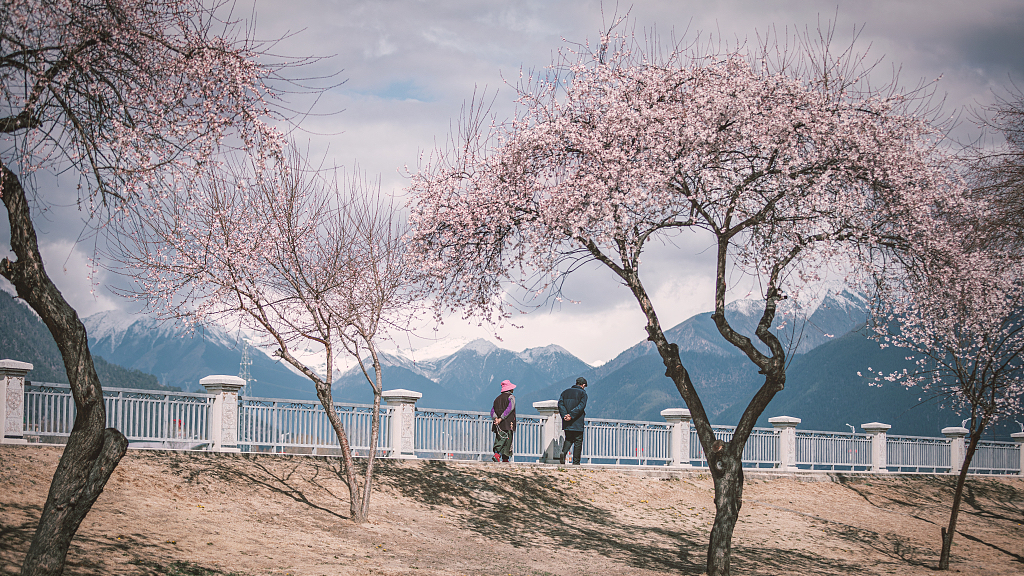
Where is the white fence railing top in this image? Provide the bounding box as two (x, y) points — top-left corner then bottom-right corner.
(12, 376), (1023, 475)
(28, 381), (215, 399)
(241, 395), (384, 411)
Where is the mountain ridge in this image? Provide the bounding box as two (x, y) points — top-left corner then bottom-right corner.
(83, 311), (316, 399)
(0, 294), (179, 391)
(331, 338), (592, 410)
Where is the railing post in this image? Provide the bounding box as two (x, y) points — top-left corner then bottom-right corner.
(382, 389), (421, 459)
(769, 416), (801, 471)
(1012, 432), (1024, 476)
(0, 360), (33, 444)
(200, 375), (244, 452)
(661, 408), (692, 468)
(862, 422), (891, 472)
(942, 426), (969, 474)
(534, 400), (562, 463)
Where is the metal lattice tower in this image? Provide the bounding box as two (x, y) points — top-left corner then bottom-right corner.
(238, 339), (252, 397)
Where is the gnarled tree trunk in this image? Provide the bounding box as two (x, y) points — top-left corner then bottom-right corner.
(1, 165), (128, 575)
(625, 244), (788, 576)
(707, 441), (744, 573)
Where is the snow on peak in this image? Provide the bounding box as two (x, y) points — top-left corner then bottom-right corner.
(725, 298), (762, 317)
(389, 337), (472, 362)
(461, 338), (497, 355)
(82, 310), (148, 349)
(517, 344), (571, 363)
(723, 281), (866, 321)
(82, 310), (240, 350)
(785, 280), (867, 318)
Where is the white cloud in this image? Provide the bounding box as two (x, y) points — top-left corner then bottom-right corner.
(36, 239), (121, 318)
(6, 0), (1023, 366)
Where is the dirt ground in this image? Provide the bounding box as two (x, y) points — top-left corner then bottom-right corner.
(1, 445), (1022, 576)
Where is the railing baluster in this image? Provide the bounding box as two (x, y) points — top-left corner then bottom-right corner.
(14, 382), (1024, 475)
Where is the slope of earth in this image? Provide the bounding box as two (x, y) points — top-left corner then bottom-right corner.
(1, 445), (1022, 576)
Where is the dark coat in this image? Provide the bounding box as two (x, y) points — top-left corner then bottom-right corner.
(558, 384), (587, 431)
(491, 391), (516, 432)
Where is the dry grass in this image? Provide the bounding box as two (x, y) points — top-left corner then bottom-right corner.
(1, 445), (1022, 575)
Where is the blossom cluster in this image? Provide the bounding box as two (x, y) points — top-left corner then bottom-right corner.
(870, 224), (1024, 423)
(407, 32), (955, 326)
(0, 0), (285, 211)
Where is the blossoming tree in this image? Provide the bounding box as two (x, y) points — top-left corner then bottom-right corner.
(871, 91), (1024, 570)
(112, 144), (414, 524)
(971, 89), (1024, 249)
(873, 242), (1024, 570)
(407, 28), (954, 576)
(0, 1), (289, 573)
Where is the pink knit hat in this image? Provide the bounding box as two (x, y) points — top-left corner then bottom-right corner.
(500, 379), (516, 392)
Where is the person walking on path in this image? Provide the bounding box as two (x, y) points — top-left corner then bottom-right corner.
(558, 377), (588, 465)
(491, 379), (517, 462)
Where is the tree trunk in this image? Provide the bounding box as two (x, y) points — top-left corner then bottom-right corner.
(358, 388), (382, 522)
(707, 441), (744, 576)
(643, 307), (772, 576)
(586, 237), (788, 576)
(315, 384), (366, 522)
(1, 165), (128, 576)
(938, 424), (985, 570)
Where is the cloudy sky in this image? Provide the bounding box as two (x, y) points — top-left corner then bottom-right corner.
(7, 0), (1024, 366)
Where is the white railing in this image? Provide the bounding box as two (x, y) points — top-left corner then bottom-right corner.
(415, 408), (493, 459)
(238, 397), (388, 454)
(25, 383), (213, 447)
(23, 383), (77, 436)
(796, 430), (873, 470)
(414, 408), (546, 461)
(582, 418), (672, 465)
(12, 379), (1024, 476)
(513, 414), (546, 459)
(968, 441), (1020, 474)
(887, 434), (952, 473)
(689, 426), (779, 467)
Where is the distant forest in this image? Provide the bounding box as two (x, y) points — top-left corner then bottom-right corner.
(0, 293), (179, 391)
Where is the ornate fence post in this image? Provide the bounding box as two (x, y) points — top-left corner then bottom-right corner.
(0, 360), (32, 444)
(941, 426), (969, 474)
(661, 408), (692, 468)
(534, 400), (562, 463)
(862, 422), (891, 472)
(382, 389), (421, 459)
(769, 416), (801, 471)
(1012, 432), (1024, 476)
(200, 375), (244, 452)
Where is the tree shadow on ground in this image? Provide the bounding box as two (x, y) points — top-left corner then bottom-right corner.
(821, 521), (936, 569)
(836, 474), (1024, 525)
(128, 558), (248, 575)
(729, 544), (876, 576)
(833, 475), (1024, 568)
(0, 500), (222, 576)
(0, 501), (38, 575)
(959, 478), (1024, 525)
(154, 450), (351, 521)
(380, 461), (873, 575)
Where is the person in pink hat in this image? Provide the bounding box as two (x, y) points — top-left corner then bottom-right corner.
(490, 379), (517, 462)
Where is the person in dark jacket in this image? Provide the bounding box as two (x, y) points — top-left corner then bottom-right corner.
(490, 379), (517, 462)
(558, 377), (588, 465)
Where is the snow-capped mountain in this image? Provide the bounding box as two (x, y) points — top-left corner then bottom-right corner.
(332, 339), (592, 410)
(83, 311), (315, 399)
(70, 283), (867, 419)
(515, 284), (872, 422)
(591, 286), (869, 379)
(79, 309), (594, 409)
(7, 288), (995, 438)
(390, 337), (474, 363)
